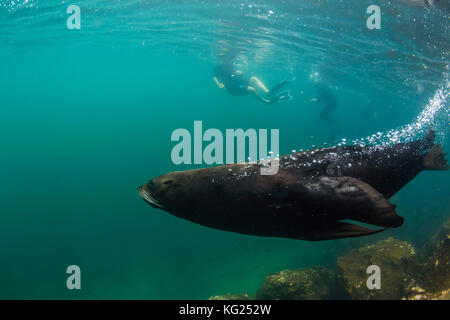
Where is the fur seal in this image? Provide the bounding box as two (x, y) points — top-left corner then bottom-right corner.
(138, 129), (448, 241)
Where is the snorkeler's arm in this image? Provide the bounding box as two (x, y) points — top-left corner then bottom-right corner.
(213, 76), (224, 89)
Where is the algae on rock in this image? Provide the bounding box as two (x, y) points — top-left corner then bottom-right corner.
(413, 218), (450, 297)
(337, 237), (417, 299)
(255, 266), (342, 300)
(208, 293), (252, 300)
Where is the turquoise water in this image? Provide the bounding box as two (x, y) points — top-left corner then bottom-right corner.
(0, 0), (448, 299)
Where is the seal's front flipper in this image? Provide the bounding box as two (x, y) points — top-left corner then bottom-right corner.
(304, 222), (385, 241)
(313, 176), (404, 228)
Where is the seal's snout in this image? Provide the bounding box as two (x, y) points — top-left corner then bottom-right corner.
(138, 185), (147, 197)
(138, 182), (166, 210)
(137, 185), (146, 201)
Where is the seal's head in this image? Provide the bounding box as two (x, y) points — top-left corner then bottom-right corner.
(138, 173), (174, 210)
(138, 171), (202, 213)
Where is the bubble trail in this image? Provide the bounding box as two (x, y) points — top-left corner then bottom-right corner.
(360, 81), (450, 148)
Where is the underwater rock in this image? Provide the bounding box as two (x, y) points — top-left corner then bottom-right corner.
(416, 218), (450, 294)
(337, 237), (417, 300)
(403, 286), (450, 300)
(208, 293), (252, 300)
(255, 266), (342, 300)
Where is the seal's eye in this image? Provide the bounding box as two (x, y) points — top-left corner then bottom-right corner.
(147, 181), (154, 187)
(163, 180), (173, 185)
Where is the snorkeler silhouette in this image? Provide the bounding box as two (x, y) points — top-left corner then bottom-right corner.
(314, 83), (338, 141)
(212, 55), (294, 104)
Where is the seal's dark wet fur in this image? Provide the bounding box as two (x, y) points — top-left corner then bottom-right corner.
(139, 129), (448, 241)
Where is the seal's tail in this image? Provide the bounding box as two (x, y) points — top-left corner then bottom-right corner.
(424, 144), (449, 170)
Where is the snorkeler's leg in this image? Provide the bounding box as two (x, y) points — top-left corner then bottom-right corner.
(249, 76), (270, 94)
(247, 86), (271, 104)
(267, 78), (296, 98)
(270, 90), (293, 104)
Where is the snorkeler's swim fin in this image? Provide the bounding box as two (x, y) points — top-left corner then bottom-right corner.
(269, 90), (292, 104)
(267, 78), (295, 98)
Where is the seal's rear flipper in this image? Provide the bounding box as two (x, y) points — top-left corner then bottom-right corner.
(305, 222), (386, 241)
(422, 127), (436, 149)
(424, 144), (449, 170)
